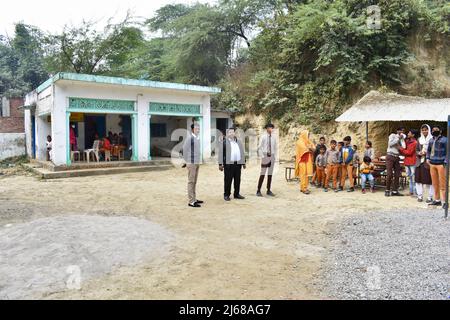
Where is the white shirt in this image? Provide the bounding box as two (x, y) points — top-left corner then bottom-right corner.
(229, 139), (241, 162)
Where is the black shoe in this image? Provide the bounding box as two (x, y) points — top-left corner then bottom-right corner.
(266, 191), (275, 197)
(256, 191), (263, 197)
(189, 202), (201, 208)
(385, 190), (391, 197)
(426, 198), (433, 204)
(347, 188), (355, 193)
(391, 191), (404, 197)
(429, 200), (442, 206)
(224, 196), (231, 202)
(324, 188), (329, 193)
(235, 195), (246, 200)
(195, 200), (204, 204)
(338, 187), (343, 192)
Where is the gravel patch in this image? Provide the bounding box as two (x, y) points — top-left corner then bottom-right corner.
(0, 215), (173, 299)
(319, 209), (450, 300)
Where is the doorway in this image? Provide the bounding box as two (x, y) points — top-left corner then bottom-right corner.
(216, 118), (228, 136)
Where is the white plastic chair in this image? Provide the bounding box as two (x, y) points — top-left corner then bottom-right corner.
(71, 151), (81, 162)
(84, 140), (100, 163)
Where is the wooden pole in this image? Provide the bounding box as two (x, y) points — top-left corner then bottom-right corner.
(366, 122), (369, 142)
(445, 115), (449, 218)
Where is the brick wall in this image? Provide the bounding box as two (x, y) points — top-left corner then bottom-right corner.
(0, 98), (24, 133)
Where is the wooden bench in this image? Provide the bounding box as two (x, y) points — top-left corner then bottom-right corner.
(285, 166), (298, 182)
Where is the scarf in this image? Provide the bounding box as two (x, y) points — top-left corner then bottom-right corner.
(419, 124), (432, 146)
(418, 124), (432, 163)
(295, 130), (314, 177)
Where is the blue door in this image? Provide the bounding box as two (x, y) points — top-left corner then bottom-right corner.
(31, 115), (36, 158)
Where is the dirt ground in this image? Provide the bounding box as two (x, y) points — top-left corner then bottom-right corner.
(0, 163), (423, 300)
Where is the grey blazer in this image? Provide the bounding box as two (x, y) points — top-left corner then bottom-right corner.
(182, 134), (202, 164)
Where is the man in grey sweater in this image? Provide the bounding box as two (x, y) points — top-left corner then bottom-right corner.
(385, 127), (406, 197)
(183, 123), (203, 208)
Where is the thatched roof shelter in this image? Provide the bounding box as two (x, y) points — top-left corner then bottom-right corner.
(336, 91), (450, 122)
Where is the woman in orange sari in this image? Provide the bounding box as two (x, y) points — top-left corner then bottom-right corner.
(295, 130), (315, 194)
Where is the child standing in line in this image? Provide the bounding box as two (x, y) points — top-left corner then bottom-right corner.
(360, 156), (375, 194)
(315, 146), (327, 188)
(336, 141), (345, 192)
(324, 140), (340, 192)
(339, 137), (355, 192)
(352, 145), (361, 186)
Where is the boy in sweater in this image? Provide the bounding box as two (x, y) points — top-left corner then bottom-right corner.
(360, 156), (375, 194)
(324, 140), (340, 192)
(315, 146), (327, 188)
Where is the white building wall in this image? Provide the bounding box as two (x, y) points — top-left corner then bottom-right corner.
(201, 95), (212, 160)
(36, 86), (53, 116)
(0, 133), (25, 160)
(137, 94), (149, 161)
(24, 109), (32, 157)
(35, 115), (51, 160)
(52, 85), (68, 166)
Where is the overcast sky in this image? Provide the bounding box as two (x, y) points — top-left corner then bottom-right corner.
(0, 0), (215, 36)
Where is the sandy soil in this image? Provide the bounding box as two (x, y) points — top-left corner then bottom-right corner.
(0, 163), (424, 300)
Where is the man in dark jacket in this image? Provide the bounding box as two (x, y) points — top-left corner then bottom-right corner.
(219, 128), (246, 201)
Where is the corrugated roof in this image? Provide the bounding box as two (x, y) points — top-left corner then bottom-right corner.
(336, 91), (450, 122)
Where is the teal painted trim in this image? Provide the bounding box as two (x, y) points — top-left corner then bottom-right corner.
(66, 112), (72, 166)
(132, 114), (138, 161)
(36, 73), (61, 93)
(69, 97), (135, 113)
(148, 115), (152, 160)
(68, 109), (137, 115)
(149, 102), (201, 116)
(36, 72), (221, 94)
(148, 112), (201, 117)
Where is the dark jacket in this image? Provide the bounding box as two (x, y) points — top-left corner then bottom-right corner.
(427, 135), (447, 165)
(218, 137), (246, 166)
(182, 133), (202, 164)
(340, 145), (354, 165)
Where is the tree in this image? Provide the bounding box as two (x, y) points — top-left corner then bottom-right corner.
(0, 23), (48, 97)
(45, 17), (144, 75)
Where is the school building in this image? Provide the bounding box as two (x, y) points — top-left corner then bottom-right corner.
(23, 73), (231, 167)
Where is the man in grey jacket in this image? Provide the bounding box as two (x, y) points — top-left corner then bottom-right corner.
(257, 124), (277, 197)
(385, 127), (406, 197)
(183, 123), (203, 208)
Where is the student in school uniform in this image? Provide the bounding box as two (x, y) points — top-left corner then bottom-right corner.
(324, 140), (340, 192)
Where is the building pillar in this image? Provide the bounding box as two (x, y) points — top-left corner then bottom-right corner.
(201, 95), (212, 160)
(35, 115), (48, 161)
(136, 95), (149, 161)
(52, 86), (68, 166)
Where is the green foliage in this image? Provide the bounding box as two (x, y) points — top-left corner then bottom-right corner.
(44, 18), (144, 75)
(0, 0), (447, 129)
(0, 23), (48, 97)
(218, 0), (449, 127)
